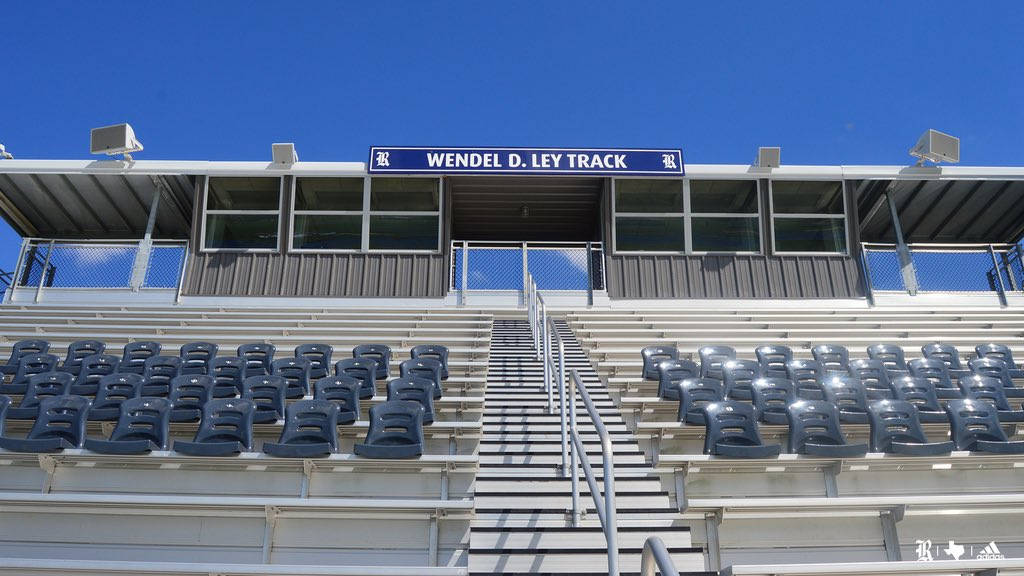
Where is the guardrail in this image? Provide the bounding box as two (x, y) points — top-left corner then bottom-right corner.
(527, 272), (619, 575)
(640, 536), (680, 576)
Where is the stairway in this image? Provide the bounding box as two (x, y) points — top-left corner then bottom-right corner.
(469, 318), (708, 575)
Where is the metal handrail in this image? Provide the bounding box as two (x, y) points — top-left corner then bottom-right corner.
(640, 536), (680, 576)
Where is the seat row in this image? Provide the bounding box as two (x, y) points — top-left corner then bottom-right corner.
(0, 392), (428, 459)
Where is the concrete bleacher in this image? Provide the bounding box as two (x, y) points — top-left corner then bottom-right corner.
(0, 304), (491, 574)
(566, 305), (1024, 571)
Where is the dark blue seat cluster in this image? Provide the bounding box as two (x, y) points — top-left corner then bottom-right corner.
(641, 342), (1024, 458)
(0, 340), (454, 460)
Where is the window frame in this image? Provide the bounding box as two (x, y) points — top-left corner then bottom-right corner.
(288, 176), (366, 254)
(768, 179), (849, 256)
(200, 175), (284, 254)
(687, 179), (762, 256)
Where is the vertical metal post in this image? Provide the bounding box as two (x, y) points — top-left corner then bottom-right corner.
(880, 507), (904, 561)
(521, 242), (528, 306)
(886, 191), (918, 295)
(4, 238), (28, 304)
(586, 241), (594, 307)
(460, 240), (468, 306)
(990, 244), (1009, 307)
(34, 240), (54, 303)
(556, 326), (569, 477)
(174, 242), (189, 304)
(1004, 250), (1020, 292)
(569, 360), (581, 527)
(130, 185), (162, 291)
(859, 244), (875, 307)
(705, 511), (723, 572)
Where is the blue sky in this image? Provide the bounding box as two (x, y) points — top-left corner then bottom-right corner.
(1, 1), (1022, 269)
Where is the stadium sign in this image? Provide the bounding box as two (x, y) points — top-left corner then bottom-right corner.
(368, 146), (684, 175)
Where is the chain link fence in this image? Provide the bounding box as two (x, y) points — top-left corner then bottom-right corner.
(862, 242), (1020, 295)
(451, 241), (604, 292)
(13, 239), (188, 291)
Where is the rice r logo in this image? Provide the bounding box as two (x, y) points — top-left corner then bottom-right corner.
(375, 151), (390, 167)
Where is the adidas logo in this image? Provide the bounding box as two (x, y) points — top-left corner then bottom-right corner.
(977, 541), (1005, 560)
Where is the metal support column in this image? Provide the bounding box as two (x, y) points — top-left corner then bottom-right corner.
(130, 180), (164, 291)
(34, 240), (54, 303)
(586, 241), (594, 307)
(521, 241), (528, 307)
(886, 190), (918, 295)
(460, 241), (468, 306)
(990, 244), (1009, 307)
(5, 238), (28, 303)
(880, 506), (904, 561)
(705, 510), (723, 572)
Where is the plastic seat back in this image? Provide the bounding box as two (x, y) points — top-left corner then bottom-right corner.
(750, 377), (797, 424)
(889, 375), (947, 420)
(399, 358), (443, 399)
(354, 344), (392, 380)
(336, 357), (379, 400)
(60, 340), (105, 375)
(641, 345), (679, 381)
(0, 395), (90, 452)
(811, 344), (850, 373)
(701, 401), (780, 457)
(72, 354), (120, 395)
(271, 357), (312, 398)
(822, 375), (870, 423)
(168, 375), (215, 422)
(677, 378), (725, 425)
(410, 345), (450, 380)
(755, 345), (793, 378)
(88, 373), (144, 421)
(9, 372), (74, 419)
(182, 398), (256, 451)
(787, 399), (866, 456)
(785, 359), (825, 399)
(2, 340), (50, 373)
(209, 356), (245, 397)
(387, 376), (436, 425)
(354, 400), (425, 459)
(976, 344), (1018, 368)
(656, 359), (699, 400)
(922, 343), (965, 370)
(241, 375), (288, 423)
(119, 341), (162, 374)
(141, 355), (183, 397)
(722, 359), (761, 400)
(968, 357), (1014, 389)
(945, 398), (1010, 450)
(867, 399), (941, 453)
(264, 399), (340, 457)
(2, 353), (60, 395)
(958, 374), (1016, 412)
(908, 358), (957, 393)
(179, 342), (218, 375)
(237, 343), (276, 378)
(295, 343), (333, 380)
(867, 344), (908, 373)
(846, 358), (893, 400)
(312, 375), (361, 424)
(698, 346), (735, 380)
(104, 397), (172, 450)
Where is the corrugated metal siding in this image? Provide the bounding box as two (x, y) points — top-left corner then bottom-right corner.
(605, 254), (863, 299)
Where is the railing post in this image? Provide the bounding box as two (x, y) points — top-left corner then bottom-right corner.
(175, 242), (190, 304)
(460, 241), (468, 307)
(990, 244), (1009, 307)
(555, 322), (569, 478)
(569, 360), (581, 528)
(4, 237), (28, 304)
(521, 242), (528, 307)
(859, 243), (875, 307)
(34, 240), (54, 303)
(586, 241), (594, 307)
(543, 304), (553, 414)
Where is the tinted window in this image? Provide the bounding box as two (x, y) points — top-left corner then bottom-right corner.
(370, 178), (440, 211)
(615, 179), (684, 213)
(295, 178), (363, 211)
(774, 218), (847, 252)
(615, 217), (684, 252)
(207, 177), (280, 210)
(690, 180), (758, 214)
(692, 217), (760, 252)
(369, 215), (439, 250)
(293, 215), (362, 250)
(772, 181), (844, 214)
(204, 214), (279, 249)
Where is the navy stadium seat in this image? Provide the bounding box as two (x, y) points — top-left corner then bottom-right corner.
(271, 357), (313, 399)
(750, 377), (797, 425)
(811, 344), (850, 374)
(336, 357), (379, 400)
(174, 398), (256, 456)
(8, 372), (74, 420)
(354, 400), (425, 459)
(119, 341), (162, 374)
(85, 397), (172, 454)
(722, 359), (761, 401)
(957, 374), (1024, 422)
(209, 356), (245, 397)
(866, 343), (909, 376)
(889, 375), (948, 422)
(399, 358), (443, 399)
(846, 358), (893, 400)
(0, 353), (59, 395)
(786, 399), (868, 457)
(313, 375), (361, 424)
(701, 401), (781, 458)
(72, 354), (120, 395)
(140, 355), (183, 397)
(755, 345), (793, 379)
(867, 399), (954, 456)
(641, 345), (679, 381)
(0, 339), (50, 375)
(656, 359), (699, 401)
(908, 358), (960, 399)
(677, 378), (725, 425)
(387, 376), (436, 425)
(295, 343), (333, 380)
(179, 341), (218, 375)
(785, 359), (825, 400)
(241, 375), (288, 424)
(822, 375), (870, 424)
(410, 344), (450, 380)
(263, 399), (340, 458)
(354, 344), (392, 380)
(237, 343), (276, 378)
(88, 373), (144, 421)
(58, 340), (105, 376)
(975, 343), (1024, 379)
(698, 346), (735, 380)
(922, 343), (972, 379)
(0, 395), (90, 452)
(168, 374), (216, 422)
(968, 357), (1024, 398)
(945, 398), (1024, 453)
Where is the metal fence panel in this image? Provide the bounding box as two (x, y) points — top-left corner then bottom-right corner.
(912, 250), (997, 292)
(144, 244), (187, 289)
(12, 239), (187, 292)
(863, 249), (905, 292)
(527, 247), (589, 290)
(467, 247), (523, 290)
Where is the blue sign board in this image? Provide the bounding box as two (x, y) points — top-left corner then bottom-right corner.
(368, 147), (684, 176)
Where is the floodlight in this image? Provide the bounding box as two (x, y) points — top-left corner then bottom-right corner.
(90, 123), (144, 160)
(272, 143), (298, 164)
(757, 147), (781, 168)
(910, 129), (959, 165)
